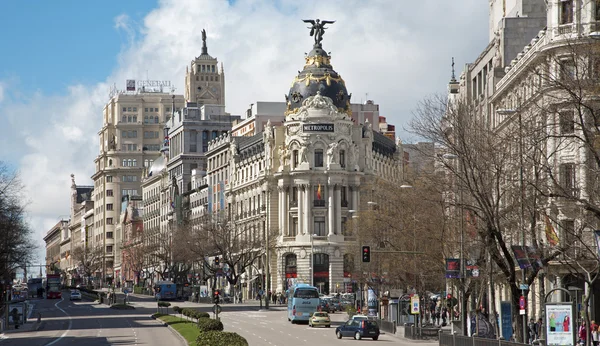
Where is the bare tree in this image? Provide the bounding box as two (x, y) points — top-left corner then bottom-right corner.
(71, 245), (104, 286)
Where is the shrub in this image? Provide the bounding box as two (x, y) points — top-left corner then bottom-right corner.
(173, 306), (181, 313)
(196, 331), (248, 346)
(197, 317), (223, 332)
(196, 311), (210, 319)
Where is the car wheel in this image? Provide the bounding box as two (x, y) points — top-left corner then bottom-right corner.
(372, 336), (378, 340)
(336, 331), (343, 339)
(309, 322), (313, 327)
(355, 332), (362, 340)
(326, 325), (331, 328)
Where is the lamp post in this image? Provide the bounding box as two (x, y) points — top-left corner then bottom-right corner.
(310, 233), (317, 288)
(443, 153), (467, 336)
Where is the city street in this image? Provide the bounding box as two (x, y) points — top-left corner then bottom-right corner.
(1, 292), (437, 346)
(0, 294), (185, 346)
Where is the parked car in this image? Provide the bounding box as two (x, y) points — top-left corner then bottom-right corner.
(70, 290), (82, 301)
(330, 298), (343, 312)
(319, 299), (334, 313)
(335, 319), (380, 340)
(309, 312), (331, 327)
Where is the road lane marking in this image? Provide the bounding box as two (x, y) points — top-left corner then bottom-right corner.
(45, 297), (73, 346)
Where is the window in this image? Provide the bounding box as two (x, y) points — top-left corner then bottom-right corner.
(314, 217), (326, 236)
(106, 189), (113, 197)
(106, 218), (113, 225)
(107, 232), (113, 239)
(133, 107), (137, 112)
(106, 203), (113, 211)
(155, 116), (159, 123)
(122, 115), (126, 123)
(122, 131), (127, 138)
(291, 218), (298, 236)
(145, 108), (149, 112)
(122, 107), (126, 112)
(562, 219), (578, 258)
(314, 149), (324, 167)
(190, 131), (197, 152)
(122, 159), (127, 167)
(106, 245), (113, 253)
(559, 163), (578, 197)
(292, 150), (298, 168)
(339, 150), (346, 168)
(560, 59), (575, 80)
(597, 0), (600, 21)
(144, 116), (149, 124)
(341, 186), (348, 207)
(106, 176), (113, 182)
(560, 0), (573, 24)
(559, 111), (575, 134)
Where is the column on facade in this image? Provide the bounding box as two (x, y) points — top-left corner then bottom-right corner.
(278, 186), (284, 236)
(328, 184), (335, 236)
(283, 186), (289, 237)
(298, 184), (305, 235)
(304, 184), (311, 236)
(352, 185), (360, 211)
(335, 185), (342, 235)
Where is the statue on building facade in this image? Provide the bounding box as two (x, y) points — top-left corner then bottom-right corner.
(327, 142), (338, 165)
(278, 145), (290, 171)
(264, 120), (274, 168)
(299, 144), (309, 165)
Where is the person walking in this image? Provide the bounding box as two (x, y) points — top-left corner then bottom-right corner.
(579, 321), (588, 345)
(591, 320), (599, 346)
(528, 318), (537, 344)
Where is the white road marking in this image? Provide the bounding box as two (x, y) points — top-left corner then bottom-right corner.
(45, 298), (73, 346)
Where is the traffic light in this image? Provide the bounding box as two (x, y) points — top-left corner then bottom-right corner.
(362, 246), (371, 262)
(213, 289), (220, 304)
(214, 256), (220, 265)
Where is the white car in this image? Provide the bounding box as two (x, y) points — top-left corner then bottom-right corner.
(70, 290), (82, 301)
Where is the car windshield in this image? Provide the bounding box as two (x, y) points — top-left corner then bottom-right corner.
(313, 312), (327, 317)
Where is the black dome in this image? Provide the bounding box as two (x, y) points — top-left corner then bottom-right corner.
(285, 46), (352, 116)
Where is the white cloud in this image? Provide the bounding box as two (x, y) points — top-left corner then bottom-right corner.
(0, 0), (490, 263)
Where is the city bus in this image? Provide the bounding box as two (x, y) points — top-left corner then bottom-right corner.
(46, 274), (62, 299)
(287, 283), (320, 324)
(153, 281), (177, 300)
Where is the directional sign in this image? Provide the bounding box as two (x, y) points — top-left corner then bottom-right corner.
(212, 304), (222, 315)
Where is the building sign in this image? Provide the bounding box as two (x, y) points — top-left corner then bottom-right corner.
(410, 294), (420, 315)
(546, 303), (575, 346)
(445, 258), (460, 278)
(126, 80), (136, 91)
(302, 124), (334, 132)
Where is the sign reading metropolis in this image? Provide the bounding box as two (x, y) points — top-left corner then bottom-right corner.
(302, 124), (334, 132)
(126, 80), (172, 91)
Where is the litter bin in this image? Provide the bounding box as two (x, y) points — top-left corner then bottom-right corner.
(404, 323), (414, 339)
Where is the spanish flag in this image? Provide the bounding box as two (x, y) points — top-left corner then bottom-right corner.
(317, 184), (322, 200)
(544, 214), (560, 246)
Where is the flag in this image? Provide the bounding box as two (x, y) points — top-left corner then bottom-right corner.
(317, 184), (322, 200)
(544, 214), (559, 246)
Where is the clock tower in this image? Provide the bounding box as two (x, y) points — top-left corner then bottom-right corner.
(184, 29), (225, 106)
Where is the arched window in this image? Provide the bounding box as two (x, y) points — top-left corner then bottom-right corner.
(155, 116), (159, 124)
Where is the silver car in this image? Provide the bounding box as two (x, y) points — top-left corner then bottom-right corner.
(70, 290), (82, 301)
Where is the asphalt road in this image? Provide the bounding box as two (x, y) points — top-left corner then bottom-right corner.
(0, 293), (185, 346)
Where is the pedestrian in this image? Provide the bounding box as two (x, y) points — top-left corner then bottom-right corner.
(528, 318), (537, 344)
(591, 320), (599, 346)
(579, 321), (588, 345)
(536, 318), (543, 339)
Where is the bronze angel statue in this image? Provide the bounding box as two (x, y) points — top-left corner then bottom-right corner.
(303, 19), (335, 46)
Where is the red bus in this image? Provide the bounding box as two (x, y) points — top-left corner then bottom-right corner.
(46, 274), (62, 299)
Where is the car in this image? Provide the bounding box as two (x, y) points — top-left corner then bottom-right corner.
(330, 298), (343, 312)
(351, 314), (369, 321)
(319, 299), (334, 313)
(70, 290), (82, 301)
(309, 312), (331, 328)
(335, 319), (380, 340)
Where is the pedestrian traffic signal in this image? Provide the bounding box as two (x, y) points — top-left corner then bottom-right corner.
(214, 256), (219, 265)
(362, 246), (371, 262)
(213, 290), (220, 304)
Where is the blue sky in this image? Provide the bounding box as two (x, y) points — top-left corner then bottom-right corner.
(0, 0), (490, 264)
(0, 1), (156, 96)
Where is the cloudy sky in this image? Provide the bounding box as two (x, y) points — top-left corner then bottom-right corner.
(0, 0), (489, 265)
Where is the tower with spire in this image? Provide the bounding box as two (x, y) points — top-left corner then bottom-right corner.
(184, 29), (225, 106)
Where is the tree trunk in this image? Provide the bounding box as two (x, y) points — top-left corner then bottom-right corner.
(511, 284), (526, 343)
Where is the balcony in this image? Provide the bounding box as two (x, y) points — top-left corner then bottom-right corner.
(313, 200), (326, 207)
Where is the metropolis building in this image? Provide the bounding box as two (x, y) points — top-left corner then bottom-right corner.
(192, 24), (404, 298)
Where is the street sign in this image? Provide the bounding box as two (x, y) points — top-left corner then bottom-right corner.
(410, 294), (420, 315)
(520, 284), (529, 290)
(212, 304), (222, 315)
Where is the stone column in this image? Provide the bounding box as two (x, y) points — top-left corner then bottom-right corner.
(278, 186), (284, 236)
(284, 187), (289, 237)
(305, 184), (312, 236)
(328, 184), (335, 236)
(299, 185), (305, 235)
(352, 185), (359, 211)
(335, 185), (342, 235)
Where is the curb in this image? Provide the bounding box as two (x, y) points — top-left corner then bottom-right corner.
(151, 314), (186, 346)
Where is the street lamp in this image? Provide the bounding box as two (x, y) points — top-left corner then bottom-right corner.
(442, 153), (467, 336)
(310, 233), (317, 288)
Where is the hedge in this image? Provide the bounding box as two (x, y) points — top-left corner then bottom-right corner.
(196, 317), (223, 332)
(196, 331), (248, 346)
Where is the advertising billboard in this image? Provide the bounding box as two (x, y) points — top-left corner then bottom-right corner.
(546, 303), (575, 346)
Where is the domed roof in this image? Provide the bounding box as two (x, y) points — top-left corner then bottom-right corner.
(285, 20), (351, 117)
